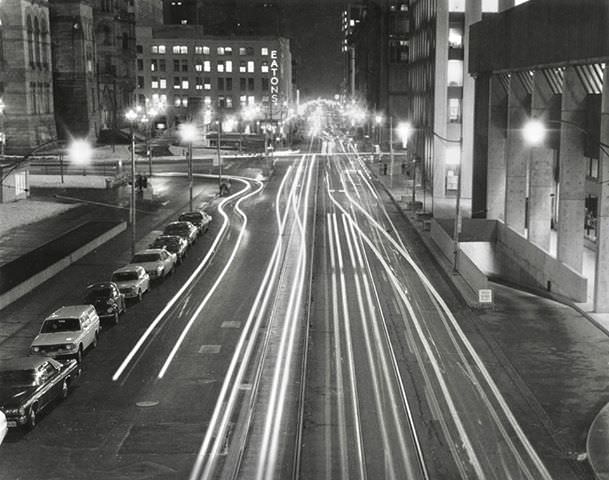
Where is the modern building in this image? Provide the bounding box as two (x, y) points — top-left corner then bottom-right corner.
(469, 0), (609, 311)
(49, 0), (98, 140)
(342, 1), (409, 119)
(135, 25), (292, 131)
(0, 0), (56, 153)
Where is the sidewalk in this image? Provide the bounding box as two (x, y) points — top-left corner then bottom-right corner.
(374, 169), (607, 479)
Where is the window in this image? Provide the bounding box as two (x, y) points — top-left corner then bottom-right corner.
(151, 45), (158, 54)
(481, 0), (499, 12)
(182, 78), (189, 89)
(137, 59), (143, 71)
(174, 96), (181, 107)
(159, 59), (166, 72)
(226, 96), (233, 108)
(225, 47), (233, 55)
(151, 77), (159, 89)
(195, 64), (203, 72)
(137, 76), (144, 88)
(240, 61), (247, 73)
(196, 77), (203, 90)
(173, 60), (180, 71)
(218, 95), (226, 108)
(389, 39), (408, 62)
(173, 77), (181, 89)
(172, 45), (180, 54)
(195, 46), (203, 54)
(204, 77), (211, 90)
(203, 46), (210, 55)
(449, 28), (463, 48)
(239, 47), (247, 55)
(247, 61), (255, 73)
(261, 61), (269, 73)
(137, 44), (143, 54)
(248, 95), (255, 105)
(218, 77), (225, 90)
(160, 78), (167, 89)
(217, 61), (225, 72)
(172, 45), (188, 54)
(448, 0), (465, 11)
(181, 60), (188, 72)
(225, 60), (232, 73)
(447, 60), (463, 86)
(240, 95), (247, 105)
(180, 45), (188, 54)
(262, 78), (269, 90)
(158, 45), (166, 54)
(151, 60), (157, 72)
(240, 78), (246, 90)
(448, 98), (461, 123)
(217, 47), (225, 55)
(204, 96), (212, 105)
(261, 47), (269, 56)
(226, 78), (232, 91)
(248, 78), (255, 90)
(204, 60), (211, 72)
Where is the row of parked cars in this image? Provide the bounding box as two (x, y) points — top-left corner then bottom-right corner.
(0, 210), (212, 432)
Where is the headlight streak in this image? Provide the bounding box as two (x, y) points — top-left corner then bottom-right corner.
(326, 211), (350, 480)
(328, 180), (552, 479)
(112, 176), (253, 383)
(336, 160), (552, 479)
(156, 177), (264, 379)
(326, 181), (485, 479)
(256, 155), (314, 480)
(330, 211), (368, 480)
(191, 156), (307, 480)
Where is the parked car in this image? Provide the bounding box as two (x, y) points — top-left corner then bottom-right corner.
(0, 410), (6, 444)
(111, 265), (150, 302)
(150, 235), (188, 264)
(178, 210), (212, 235)
(84, 282), (126, 325)
(0, 357), (81, 429)
(30, 305), (101, 363)
(163, 221), (198, 245)
(129, 248), (176, 280)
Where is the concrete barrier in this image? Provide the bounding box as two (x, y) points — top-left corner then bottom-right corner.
(0, 222), (127, 311)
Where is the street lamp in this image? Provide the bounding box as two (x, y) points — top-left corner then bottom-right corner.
(0, 98), (5, 163)
(178, 122), (198, 211)
(125, 107), (138, 258)
(396, 122), (416, 204)
(374, 113), (383, 145)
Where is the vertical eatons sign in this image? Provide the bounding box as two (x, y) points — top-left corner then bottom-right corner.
(270, 49), (280, 104)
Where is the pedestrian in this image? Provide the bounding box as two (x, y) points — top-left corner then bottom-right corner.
(383, 163), (388, 175)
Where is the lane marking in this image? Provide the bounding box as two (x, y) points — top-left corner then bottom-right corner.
(221, 321), (242, 329)
(199, 345), (222, 354)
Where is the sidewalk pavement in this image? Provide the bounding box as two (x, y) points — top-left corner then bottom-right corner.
(375, 169), (608, 479)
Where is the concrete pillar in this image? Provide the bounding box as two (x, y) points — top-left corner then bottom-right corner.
(557, 66), (587, 272)
(528, 71), (555, 251)
(504, 74), (529, 234)
(595, 67), (609, 312)
(487, 75), (508, 220)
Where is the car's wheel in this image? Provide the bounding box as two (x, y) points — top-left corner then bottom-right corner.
(60, 380), (69, 400)
(92, 332), (99, 349)
(137, 289), (143, 302)
(75, 345), (83, 363)
(113, 310), (120, 325)
(27, 405), (38, 429)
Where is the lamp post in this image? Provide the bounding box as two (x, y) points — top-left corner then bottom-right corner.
(216, 119), (222, 191)
(397, 121), (414, 204)
(125, 108), (138, 258)
(0, 98), (5, 163)
(179, 123), (198, 211)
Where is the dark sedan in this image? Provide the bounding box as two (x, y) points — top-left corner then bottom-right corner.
(85, 282), (126, 324)
(163, 221), (198, 245)
(178, 210), (212, 235)
(0, 357), (81, 429)
(150, 235), (189, 263)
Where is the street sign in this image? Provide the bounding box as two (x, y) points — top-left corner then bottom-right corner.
(478, 289), (493, 304)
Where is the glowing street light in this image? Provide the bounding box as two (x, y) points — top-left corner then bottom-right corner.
(67, 138), (93, 166)
(396, 121), (413, 148)
(523, 119), (547, 146)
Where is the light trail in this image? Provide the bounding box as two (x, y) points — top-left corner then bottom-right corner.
(191, 155), (307, 480)
(157, 177), (264, 379)
(112, 175), (255, 382)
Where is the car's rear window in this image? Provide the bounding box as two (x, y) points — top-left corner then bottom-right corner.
(0, 370), (37, 387)
(164, 225), (187, 234)
(85, 287), (112, 301)
(112, 272), (138, 281)
(179, 213), (201, 222)
(132, 253), (161, 263)
(41, 318), (80, 333)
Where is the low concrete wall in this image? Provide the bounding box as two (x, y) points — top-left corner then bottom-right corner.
(430, 219), (489, 297)
(495, 221), (587, 301)
(0, 222), (126, 311)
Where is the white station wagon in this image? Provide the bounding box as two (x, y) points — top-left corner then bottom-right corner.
(30, 305), (101, 363)
(111, 265), (150, 302)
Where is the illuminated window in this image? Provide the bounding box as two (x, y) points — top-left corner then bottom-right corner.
(158, 45), (166, 54)
(226, 96), (233, 108)
(247, 61), (254, 73)
(151, 77), (159, 89)
(447, 60), (463, 86)
(448, 0), (465, 12)
(195, 77), (202, 90)
(204, 96), (211, 105)
(225, 47), (232, 55)
(514, 0), (529, 5)
(248, 95), (255, 104)
(481, 0), (499, 12)
(240, 61), (246, 73)
(151, 45), (159, 54)
(261, 48), (268, 56)
(159, 78), (167, 89)
(240, 95), (247, 104)
(239, 47), (247, 55)
(173, 77), (180, 89)
(195, 46), (203, 54)
(203, 46), (210, 55)
(172, 45), (180, 54)
(225, 60), (232, 73)
(195, 64), (203, 72)
(181, 97), (188, 107)
(204, 61), (211, 72)
(448, 98), (461, 123)
(448, 28), (462, 48)
(204, 77), (211, 90)
(217, 61), (224, 72)
(151, 60), (157, 71)
(180, 45), (188, 54)
(217, 47), (225, 55)
(182, 78), (189, 89)
(261, 61), (269, 73)
(174, 97), (181, 107)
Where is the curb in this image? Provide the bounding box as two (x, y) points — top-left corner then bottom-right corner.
(0, 221), (127, 311)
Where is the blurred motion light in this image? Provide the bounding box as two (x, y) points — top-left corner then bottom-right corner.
(179, 123), (198, 143)
(68, 139), (93, 165)
(396, 121), (413, 147)
(523, 119), (546, 146)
